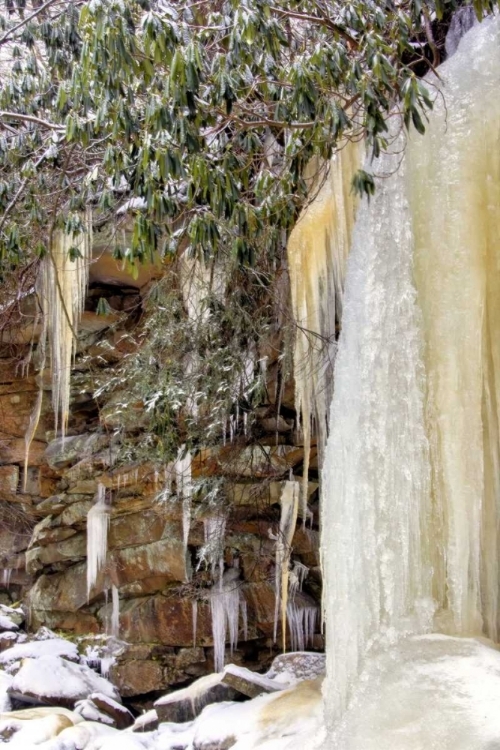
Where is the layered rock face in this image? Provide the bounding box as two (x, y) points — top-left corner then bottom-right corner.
(0, 249), (322, 701)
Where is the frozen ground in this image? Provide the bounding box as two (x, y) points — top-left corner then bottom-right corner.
(1, 635), (500, 749)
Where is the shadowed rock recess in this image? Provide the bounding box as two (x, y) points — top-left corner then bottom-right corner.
(0, 246), (322, 704)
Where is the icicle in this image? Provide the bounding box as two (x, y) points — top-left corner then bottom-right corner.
(23, 311), (47, 492)
(86, 482), (110, 598)
(289, 561), (309, 600)
(203, 516), (226, 584)
(1, 569), (12, 589)
(100, 656), (114, 679)
(192, 599), (198, 647)
(274, 481), (300, 651)
(111, 585), (120, 637)
(210, 586), (226, 673)
(240, 599), (248, 642)
(175, 447), (192, 554)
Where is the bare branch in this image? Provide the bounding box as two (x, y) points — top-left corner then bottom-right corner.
(0, 0), (65, 47)
(0, 111), (64, 131)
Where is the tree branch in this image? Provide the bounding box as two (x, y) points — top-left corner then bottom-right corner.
(0, 0), (64, 47)
(0, 111), (64, 130)
(267, 5), (359, 49)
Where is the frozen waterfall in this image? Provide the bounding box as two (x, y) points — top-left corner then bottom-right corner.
(319, 16), (500, 746)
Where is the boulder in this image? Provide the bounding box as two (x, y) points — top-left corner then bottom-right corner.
(131, 708), (159, 732)
(0, 635), (79, 666)
(155, 673), (237, 723)
(0, 713), (74, 744)
(221, 664), (286, 699)
(8, 655), (121, 708)
(0, 605), (24, 631)
(74, 698), (115, 726)
(89, 692), (134, 728)
(108, 658), (164, 698)
(266, 651), (326, 683)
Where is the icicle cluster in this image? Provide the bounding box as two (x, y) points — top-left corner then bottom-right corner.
(287, 146), (360, 520)
(210, 569), (247, 673)
(286, 603), (318, 652)
(43, 214), (92, 438)
(24, 214), (92, 486)
(203, 516), (246, 672)
(86, 483), (110, 598)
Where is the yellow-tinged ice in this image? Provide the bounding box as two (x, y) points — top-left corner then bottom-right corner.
(287, 143), (360, 519)
(320, 16), (500, 741)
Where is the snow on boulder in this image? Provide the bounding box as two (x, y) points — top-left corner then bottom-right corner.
(74, 699), (115, 726)
(130, 708), (158, 733)
(0, 671), (12, 712)
(0, 713), (74, 746)
(0, 706), (83, 723)
(74, 693), (133, 730)
(266, 652), (325, 684)
(0, 632), (24, 653)
(190, 677), (323, 750)
(0, 637), (79, 666)
(35, 720), (119, 750)
(222, 664), (289, 699)
(0, 605), (24, 634)
(88, 693), (133, 729)
(8, 655), (121, 708)
(154, 672), (236, 723)
(0, 615), (18, 633)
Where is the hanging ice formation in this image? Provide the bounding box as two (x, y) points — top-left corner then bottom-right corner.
(319, 16), (500, 737)
(272, 480), (300, 650)
(24, 214), (92, 486)
(87, 483), (110, 598)
(203, 517), (246, 672)
(175, 447), (192, 555)
(287, 145), (360, 519)
(111, 585), (120, 637)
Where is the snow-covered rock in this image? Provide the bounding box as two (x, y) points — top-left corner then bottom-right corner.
(0, 632), (24, 653)
(130, 708), (158, 733)
(0, 713), (74, 746)
(154, 672), (235, 723)
(8, 655), (121, 708)
(0, 707), (83, 723)
(0, 605), (24, 632)
(0, 671), (12, 712)
(75, 693), (133, 729)
(74, 699), (115, 726)
(266, 652), (325, 684)
(0, 636), (79, 666)
(36, 720), (119, 749)
(222, 665), (288, 699)
(0, 615), (18, 633)
(188, 678), (323, 750)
